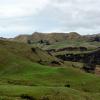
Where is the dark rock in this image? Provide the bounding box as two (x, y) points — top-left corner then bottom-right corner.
(51, 61), (61, 65)
(56, 49), (100, 73)
(46, 49), (56, 53)
(56, 47), (87, 52)
(20, 94), (35, 100)
(64, 84), (70, 88)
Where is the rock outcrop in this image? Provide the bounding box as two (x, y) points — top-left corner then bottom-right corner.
(56, 49), (100, 73)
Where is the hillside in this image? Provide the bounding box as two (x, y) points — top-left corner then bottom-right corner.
(12, 35), (29, 43)
(0, 40), (62, 66)
(0, 37), (100, 100)
(11, 32), (100, 44)
(12, 32), (81, 43)
(0, 40), (100, 100)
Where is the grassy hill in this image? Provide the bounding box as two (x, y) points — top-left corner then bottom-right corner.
(44, 39), (100, 50)
(12, 32), (81, 44)
(0, 40), (62, 66)
(0, 40), (100, 100)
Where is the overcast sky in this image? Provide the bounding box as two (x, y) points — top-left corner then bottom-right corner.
(0, 0), (100, 38)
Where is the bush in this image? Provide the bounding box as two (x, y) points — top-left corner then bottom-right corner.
(20, 94), (36, 100)
(64, 84), (70, 88)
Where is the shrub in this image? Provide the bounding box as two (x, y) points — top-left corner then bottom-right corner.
(64, 84), (70, 88)
(20, 94), (36, 100)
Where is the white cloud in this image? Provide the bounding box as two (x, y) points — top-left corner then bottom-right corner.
(44, 0), (100, 34)
(0, 0), (100, 37)
(0, 0), (49, 18)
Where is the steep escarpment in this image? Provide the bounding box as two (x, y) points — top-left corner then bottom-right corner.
(55, 49), (100, 73)
(55, 49), (100, 63)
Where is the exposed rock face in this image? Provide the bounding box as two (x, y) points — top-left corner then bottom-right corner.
(83, 63), (96, 73)
(56, 47), (87, 52)
(46, 49), (56, 53)
(56, 49), (100, 64)
(56, 49), (100, 73)
(83, 33), (100, 42)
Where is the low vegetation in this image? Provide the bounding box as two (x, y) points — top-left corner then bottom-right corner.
(0, 33), (100, 100)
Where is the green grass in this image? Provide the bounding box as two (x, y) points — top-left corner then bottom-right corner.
(0, 60), (98, 89)
(45, 40), (100, 50)
(0, 40), (100, 100)
(0, 57), (100, 99)
(0, 40), (59, 66)
(0, 85), (100, 100)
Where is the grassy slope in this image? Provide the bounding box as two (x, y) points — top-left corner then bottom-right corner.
(45, 40), (100, 50)
(0, 85), (100, 100)
(0, 40), (59, 65)
(0, 40), (100, 100)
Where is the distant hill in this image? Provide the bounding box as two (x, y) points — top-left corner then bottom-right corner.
(83, 33), (100, 42)
(11, 32), (100, 44)
(0, 37), (7, 40)
(11, 34), (29, 43)
(12, 32), (81, 43)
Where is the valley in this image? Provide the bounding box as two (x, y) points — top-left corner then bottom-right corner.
(0, 32), (100, 100)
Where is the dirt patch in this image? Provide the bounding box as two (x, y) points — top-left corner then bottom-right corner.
(95, 66), (100, 76)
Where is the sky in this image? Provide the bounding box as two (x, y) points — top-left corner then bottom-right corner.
(0, 0), (100, 38)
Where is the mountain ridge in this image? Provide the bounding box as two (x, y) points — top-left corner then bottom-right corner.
(9, 32), (100, 43)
